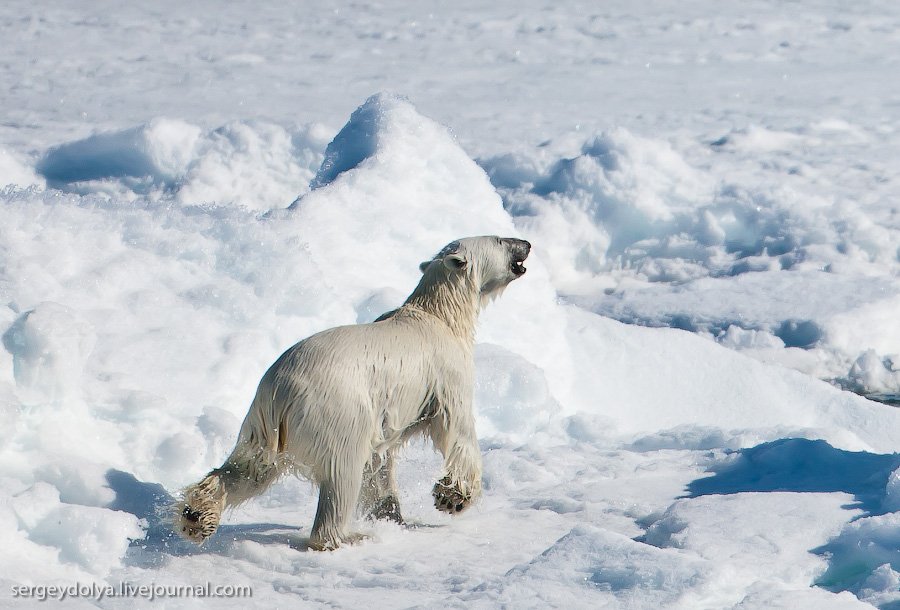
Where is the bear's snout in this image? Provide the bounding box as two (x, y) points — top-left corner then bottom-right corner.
(505, 238), (531, 276)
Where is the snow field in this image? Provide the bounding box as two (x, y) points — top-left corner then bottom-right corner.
(2, 0), (900, 605)
(1, 95), (899, 607)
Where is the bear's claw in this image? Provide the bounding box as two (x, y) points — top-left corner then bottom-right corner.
(432, 476), (472, 514)
(176, 501), (220, 543)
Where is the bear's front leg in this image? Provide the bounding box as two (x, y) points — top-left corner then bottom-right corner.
(429, 401), (483, 515)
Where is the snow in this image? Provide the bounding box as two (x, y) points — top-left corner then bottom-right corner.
(0, 149), (43, 189)
(488, 127), (900, 398)
(35, 118), (329, 208)
(2, 0), (900, 607)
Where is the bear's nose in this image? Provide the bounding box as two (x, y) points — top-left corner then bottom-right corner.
(510, 238), (531, 255)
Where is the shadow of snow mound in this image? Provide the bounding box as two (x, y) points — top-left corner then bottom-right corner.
(863, 393), (900, 407)
(686, 438), (900, 517)
(641, 439), (900, 608)
(105, 469), (181, 557)
(106, 469), (173, 523)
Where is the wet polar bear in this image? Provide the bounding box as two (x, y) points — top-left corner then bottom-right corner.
(176, 236), (531, 550)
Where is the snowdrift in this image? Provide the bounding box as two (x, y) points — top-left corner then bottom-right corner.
(36, 118), (331, 210)
(483, 127), (900, 399)
(1, 94), (899, 607)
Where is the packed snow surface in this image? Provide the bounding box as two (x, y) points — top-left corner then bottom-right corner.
(2, 1), (900, 608)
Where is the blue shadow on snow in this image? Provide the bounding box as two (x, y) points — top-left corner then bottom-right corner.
(105, 469), (313, 567)
(686, 438), (900, 517)
(685, 438), (900, 607)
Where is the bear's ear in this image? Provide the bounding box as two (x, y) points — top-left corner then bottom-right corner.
(419, 260), (432, 273)
(442, 253), (468, 271)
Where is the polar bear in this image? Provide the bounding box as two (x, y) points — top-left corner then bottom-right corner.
(176, 236), (531, 550)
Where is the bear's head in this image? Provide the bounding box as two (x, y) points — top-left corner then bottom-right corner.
(419, 236), (531, 305)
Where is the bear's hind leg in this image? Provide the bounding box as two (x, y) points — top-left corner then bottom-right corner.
(360, 449), (403, 524)
(176, 444), (282, 544)
(309, 454), (367, 550)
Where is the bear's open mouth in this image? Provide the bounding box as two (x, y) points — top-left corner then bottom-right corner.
(506, 238), (531, 277)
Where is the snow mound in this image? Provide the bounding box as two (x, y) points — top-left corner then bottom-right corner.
(642, 492), (858, 608)
(485, 126), (900, 289)
(563, 307), (900, 453)
(0, 149), (43, 188)
(36, 119), (330, 209)
(816, 512), (900, 608)
(12, 482), (144, 577)
(474, 343), (556, 442)
(6, 480), (144, 580)
(476, 525), (704, 608)
(285, 93), (568, 380)
(38, 118), (202, 188)
(2, 302), (96, 406)
(176, 121), (331, 209)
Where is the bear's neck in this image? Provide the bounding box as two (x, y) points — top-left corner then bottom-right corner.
(403, 274), (479, 344)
